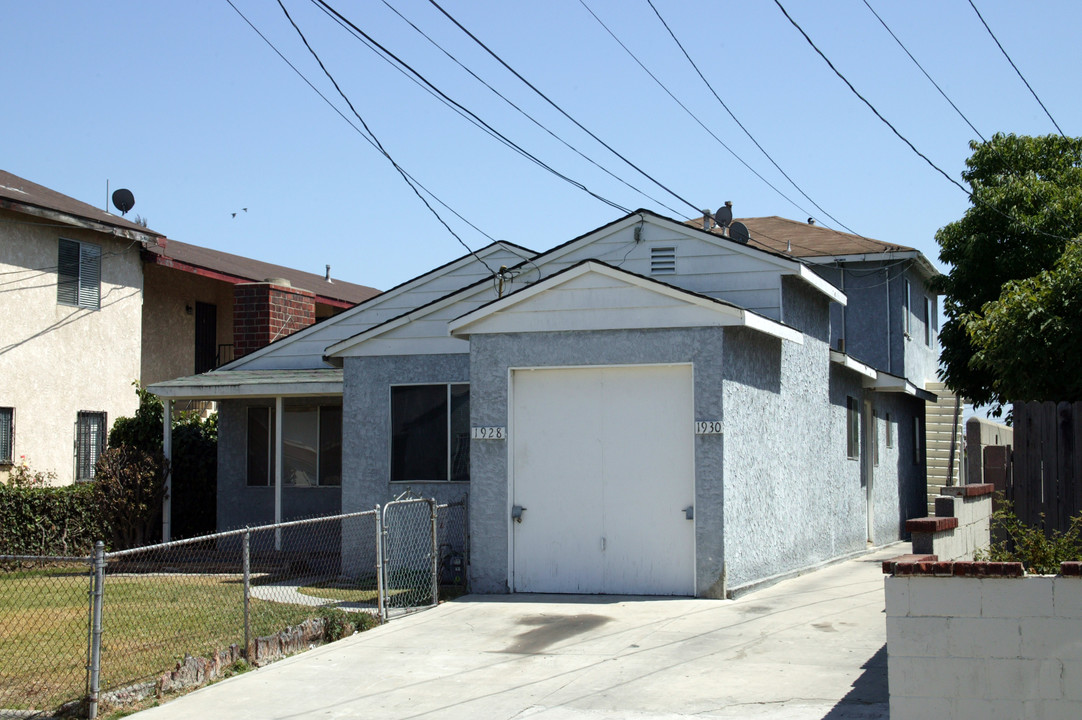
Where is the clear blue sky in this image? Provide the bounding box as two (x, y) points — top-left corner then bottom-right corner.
(3, 0), (1079, 291)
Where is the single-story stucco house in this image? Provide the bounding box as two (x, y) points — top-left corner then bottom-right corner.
(151, 209), (940, 597)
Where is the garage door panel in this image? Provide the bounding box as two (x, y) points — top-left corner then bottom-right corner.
(512, 365), (695, 595)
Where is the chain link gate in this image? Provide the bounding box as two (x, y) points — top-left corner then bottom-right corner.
(379, 497), (438, 621)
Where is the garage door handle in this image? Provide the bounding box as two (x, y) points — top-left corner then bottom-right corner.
(512, 505), (527, 523)
(683, 506), (694, 520)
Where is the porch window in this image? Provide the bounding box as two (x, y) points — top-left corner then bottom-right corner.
(0, 407), (13, 464)
(846, 396), (859, 460)
(75, 411), (106, 481)
(58, 238), (101, 310)
(391, 384), (469, 482)
(247, 404), (342, 487)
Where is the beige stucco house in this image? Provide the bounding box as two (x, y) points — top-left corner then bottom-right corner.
(0, 169), (378, 485)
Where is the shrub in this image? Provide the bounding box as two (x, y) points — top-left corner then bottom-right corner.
(95, 446), (169, 550)
(0, 460), (109, 556)
(975, 496), (1082, 574)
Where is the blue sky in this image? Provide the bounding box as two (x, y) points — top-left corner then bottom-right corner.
(3, 1), (1079, 291)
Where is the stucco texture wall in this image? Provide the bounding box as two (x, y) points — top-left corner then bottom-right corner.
(217, 399), (342, 534)
(466, 328), (727, 596)
(141, 264), (235, 385)
(0, 211), (143, 484)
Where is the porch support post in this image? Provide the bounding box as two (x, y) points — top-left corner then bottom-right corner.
(274, 395), (283, 550)
(162, 398), (173, 542)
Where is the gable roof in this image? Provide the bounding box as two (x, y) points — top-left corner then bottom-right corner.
(143, 238), (381, 307)
(0, 169), (164, 243)
(448, 259), (804, 344)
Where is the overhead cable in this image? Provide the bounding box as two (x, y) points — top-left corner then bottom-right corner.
(425, 0), (702, 217)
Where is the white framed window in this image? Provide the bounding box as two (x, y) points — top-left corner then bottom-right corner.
(846, 396), (859, 460)
(246, 404), (341, 487)
(391, 384), (469, 482)
(58, 238), (102, 310)
(0, 407), (13, 465)
(75, 411), (106, 481)
(924, 296), (934, 346)
(904, 279), (912, 337)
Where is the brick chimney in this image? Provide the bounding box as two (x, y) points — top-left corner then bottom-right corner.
(233, 279), (316, 359)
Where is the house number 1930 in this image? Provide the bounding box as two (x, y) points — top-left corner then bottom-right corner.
(695, 421), (724, 435)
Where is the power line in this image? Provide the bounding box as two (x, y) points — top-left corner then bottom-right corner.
(862, 0), (986, 143)
(381, 0), (684, 217)
(225, 0), (501, 249)
(642, 0), (862, 239)
(424, 0), (702, 217)
(310, 0), (632, 215)
(966, 0), (1064, 135)
(274, 0), (497, 273)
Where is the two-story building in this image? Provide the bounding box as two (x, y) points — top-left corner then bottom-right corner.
(151, 208), (941, 597)
(0, 169), (378, 487)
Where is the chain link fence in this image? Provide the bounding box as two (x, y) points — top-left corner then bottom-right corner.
(0, 497), (468, 718)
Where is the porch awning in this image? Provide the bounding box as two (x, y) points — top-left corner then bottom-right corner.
(148, 368), (343, 400)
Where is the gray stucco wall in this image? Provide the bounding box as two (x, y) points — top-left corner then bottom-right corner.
(467, 328), (727, 596)
(340, 354), (471, 515)
(217, 399), (343, 534)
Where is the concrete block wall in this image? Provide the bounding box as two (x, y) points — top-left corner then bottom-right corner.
(884, 559), (1082, 720)
(908, 484), (993, 561)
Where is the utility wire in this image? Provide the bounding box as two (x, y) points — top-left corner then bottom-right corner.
(225, 0), (501, 250)
(425, 0), (701, 217)
(642, 0), (862, 238)
(381, 0), (683, 217)
(774, 0), (1079, 247)
(862, 0), (986, 143)
(275, 0), (497, 272)
(577, 0), (817, 228)
(310, 0), (632, 215)
(966, 0), (1064, 135)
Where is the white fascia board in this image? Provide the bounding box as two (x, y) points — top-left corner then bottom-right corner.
(802, 250), (940, 281)
(794, 264), (847, 305)
(150, 381), (343, 400)
(449, 260), (803, 344)
(830, 350), (877, 379)
(864, 371), (938, 402)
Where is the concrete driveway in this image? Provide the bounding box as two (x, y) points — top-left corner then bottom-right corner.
(133, 546), (899, 720)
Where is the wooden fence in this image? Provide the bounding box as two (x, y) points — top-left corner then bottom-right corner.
(1007, 401), (1082, 534)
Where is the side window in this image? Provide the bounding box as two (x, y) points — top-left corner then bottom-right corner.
(75, 411), (107, 481)
(872, 409), (879, 467)
(0, 407), (13, 465)
(903, 280), (912, 336)
(246, 406), (273, 486)
(885, 412), (893, 448)
(391, 384), (470, 482)
(914, 416), (923, 465)
(846, 396), (859, 460)
(924, 297), (934, 346)
(58, 238), (102, 310)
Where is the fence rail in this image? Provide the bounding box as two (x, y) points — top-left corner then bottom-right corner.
(0, 497), (467, 718)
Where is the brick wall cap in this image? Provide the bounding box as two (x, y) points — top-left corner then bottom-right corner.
(941, 483), (995, 498)
(906, 516), (959, 533)
(889, 560), (1025, 578)
(882, 554), (937, 574)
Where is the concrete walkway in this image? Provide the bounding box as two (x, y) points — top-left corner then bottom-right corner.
(133, 546), (900, 720)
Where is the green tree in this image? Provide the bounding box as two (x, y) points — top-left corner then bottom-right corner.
(934, 133), (1082, 413)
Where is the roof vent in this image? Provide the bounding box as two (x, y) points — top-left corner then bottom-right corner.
(651, 246), (676, 275)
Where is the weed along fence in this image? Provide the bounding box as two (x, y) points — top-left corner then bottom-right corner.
(0, 497), (467, 719)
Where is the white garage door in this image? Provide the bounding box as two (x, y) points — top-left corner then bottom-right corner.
(510, 364), (695, 595)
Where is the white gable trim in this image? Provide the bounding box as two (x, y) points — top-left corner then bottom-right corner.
(829, 350), (877, 379)
(449, 261), (803, 344)
(225, 241), (530, 368)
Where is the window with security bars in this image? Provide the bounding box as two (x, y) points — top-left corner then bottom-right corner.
(75, 411), (106, 481)
(57, 238), (101, 309)
(0, 408), (13, 464)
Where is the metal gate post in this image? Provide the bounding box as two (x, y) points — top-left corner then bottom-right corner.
(430, 500), (439, 607)
(375, 505), (386, 623)
(87, 541), (105, 719)
(242, 529), (251, 658)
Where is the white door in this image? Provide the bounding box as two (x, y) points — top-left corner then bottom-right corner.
(511, 365), (695, 595)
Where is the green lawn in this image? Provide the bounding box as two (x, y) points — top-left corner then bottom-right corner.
(0, 567), (320, 714)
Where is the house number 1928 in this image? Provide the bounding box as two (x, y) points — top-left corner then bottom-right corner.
(472, 427), (506, 440)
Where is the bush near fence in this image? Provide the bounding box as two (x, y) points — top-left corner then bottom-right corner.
(0, 481), (108, 557)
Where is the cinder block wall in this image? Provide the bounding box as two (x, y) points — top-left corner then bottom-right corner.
(885, 560), (1082, 719)
(908, 484), (993, 561)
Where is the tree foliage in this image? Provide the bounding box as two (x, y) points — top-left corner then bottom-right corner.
(95, 445), (169, 549)
(934, 133), (1082, 413)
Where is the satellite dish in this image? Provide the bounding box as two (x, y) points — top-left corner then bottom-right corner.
(714, 204), (733, 228)
(112, 188), (135, 215)
(729, 221), (750, 244)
